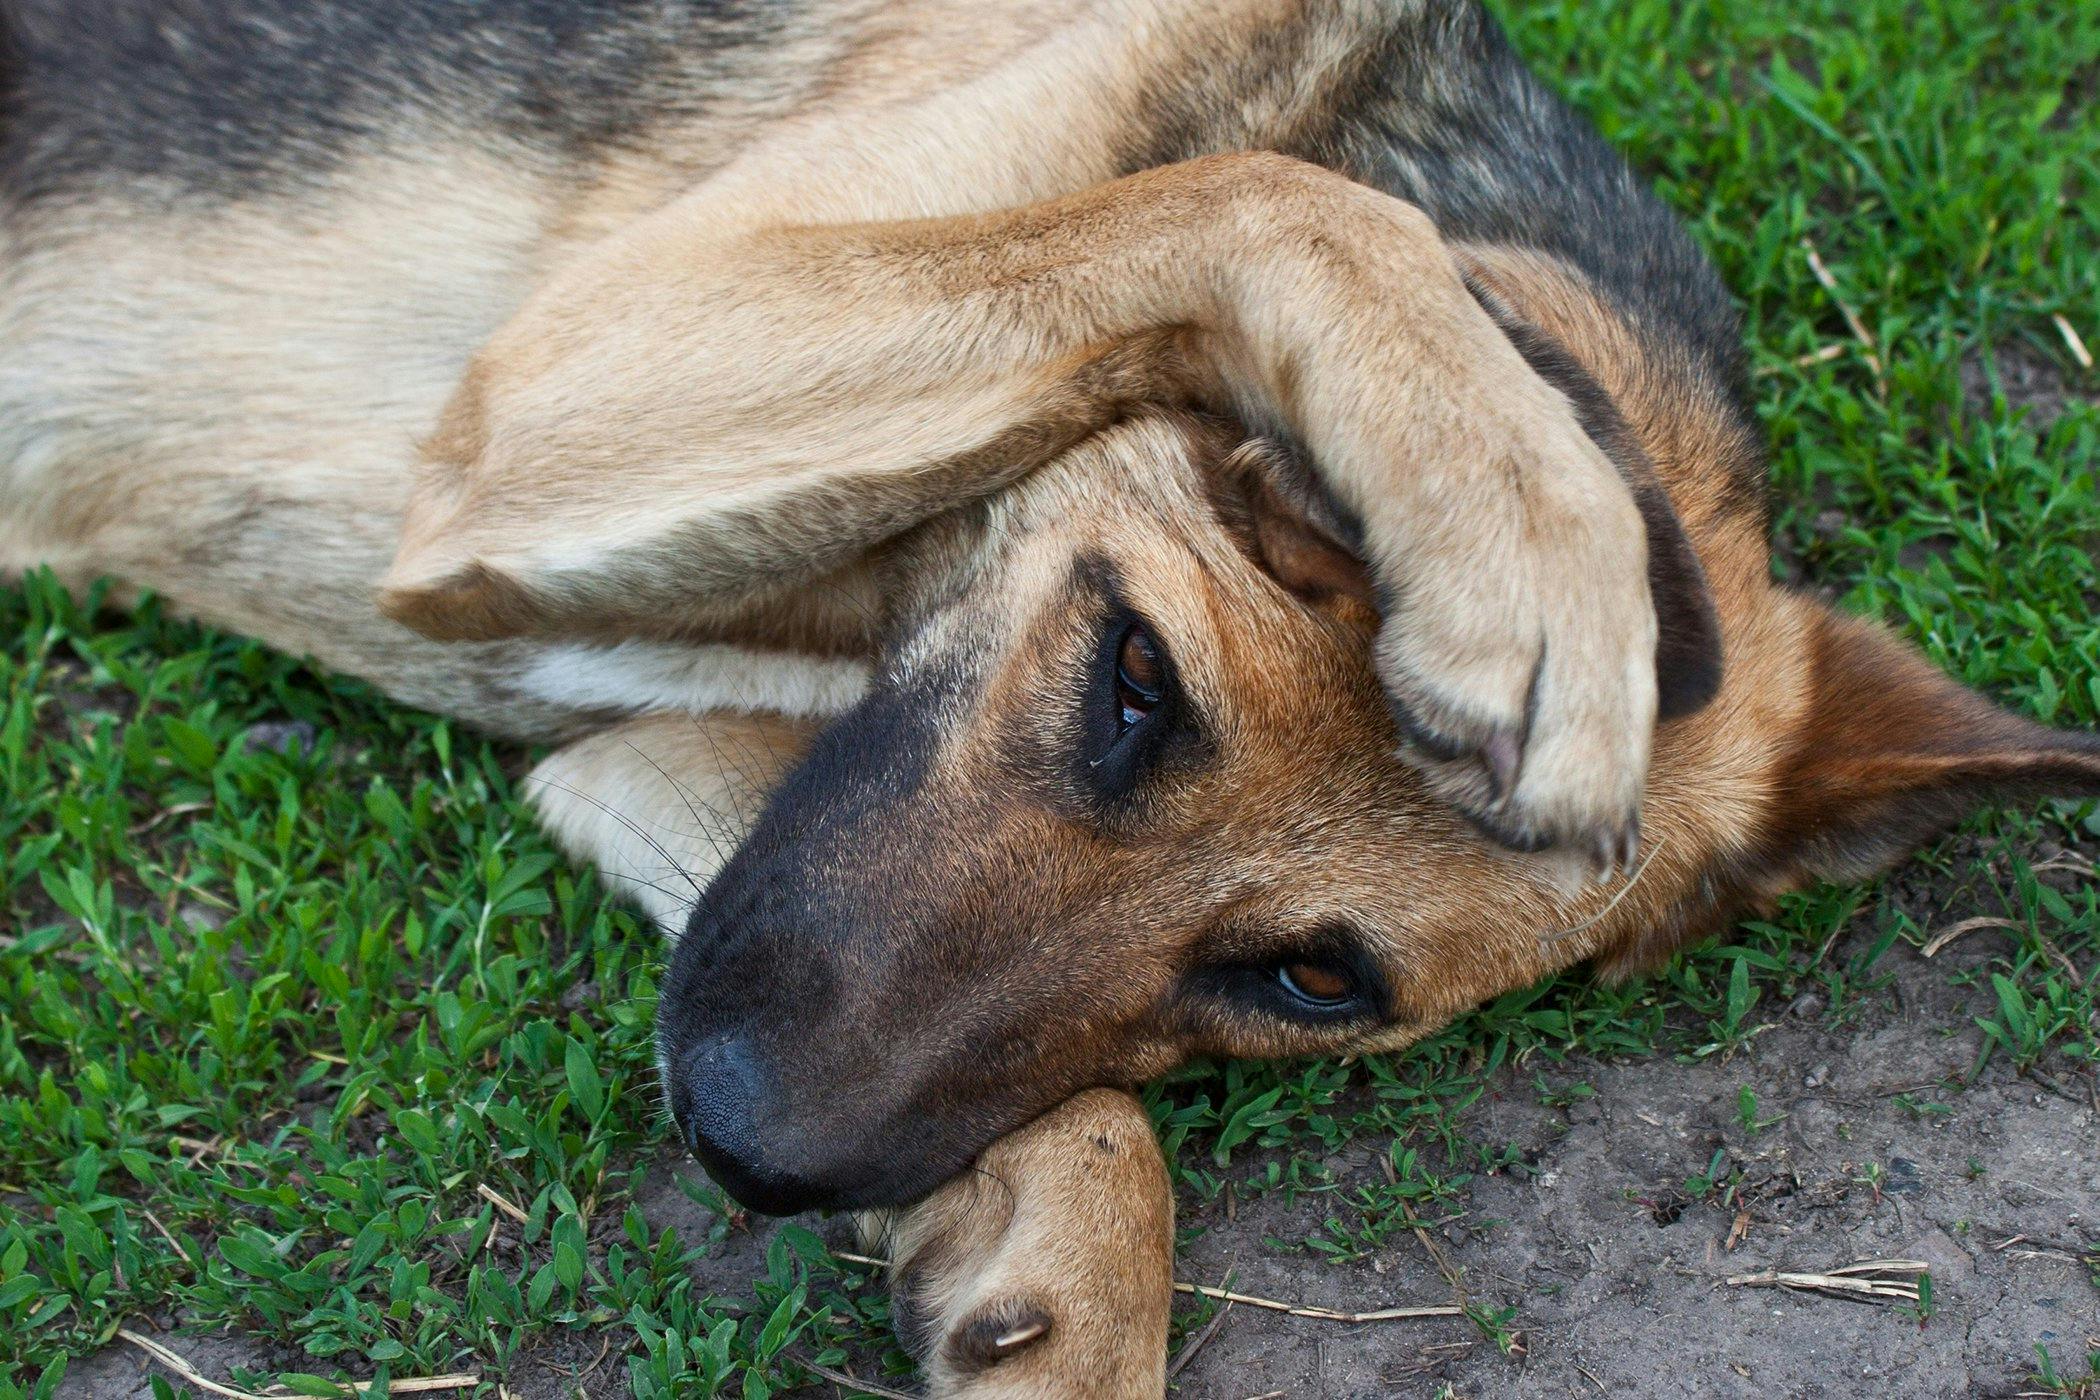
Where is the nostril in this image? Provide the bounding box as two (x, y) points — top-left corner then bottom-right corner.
(672, 1037), (828, 1216)
(681, 1035), (760, 1156)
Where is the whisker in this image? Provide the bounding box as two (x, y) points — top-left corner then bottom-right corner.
(1538, 834), (1667, 950)
(686, 718), (753, 834)
(622, 737), (745, 865)
(525, 773), (708, 902)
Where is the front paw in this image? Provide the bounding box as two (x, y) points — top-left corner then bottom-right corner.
(1369, 408), (1656, 875)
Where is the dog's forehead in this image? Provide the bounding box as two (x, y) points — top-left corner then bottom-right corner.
(972, 413), (1294, 628)
(994, 413), (1228, 540)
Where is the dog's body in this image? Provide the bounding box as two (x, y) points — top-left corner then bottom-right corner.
(2, 0), (859, 732)
(6, 3), (2098, 1392)
(2, 0), (1734, 744)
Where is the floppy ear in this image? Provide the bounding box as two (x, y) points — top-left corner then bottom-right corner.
(377, 364), (1090, 643)
(375, 288), (1181, 645)
(1756, 607), (2100, 887)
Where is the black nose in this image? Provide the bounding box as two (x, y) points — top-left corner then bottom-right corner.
(669, 1038), (829, 1216)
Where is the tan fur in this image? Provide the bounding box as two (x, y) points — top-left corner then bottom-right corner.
(869, 1090), (1173, 1398)
(9, 4), (2097, 1395)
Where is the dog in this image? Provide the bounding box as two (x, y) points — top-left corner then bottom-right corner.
(5, 0), (2096, 1391)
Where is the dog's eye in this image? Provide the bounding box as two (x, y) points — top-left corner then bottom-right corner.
(1276, 960), (1354, 1009)
(1115, 623), (1165, 726)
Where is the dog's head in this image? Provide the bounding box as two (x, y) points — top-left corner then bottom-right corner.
(629, 407), (2098, 1212)
(385, 373), (2100, 1221)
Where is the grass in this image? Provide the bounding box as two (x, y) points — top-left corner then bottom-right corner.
(2, 0), (2097, 1394)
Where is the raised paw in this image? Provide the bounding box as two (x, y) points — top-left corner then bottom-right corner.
(1365, 397), (1659, 878)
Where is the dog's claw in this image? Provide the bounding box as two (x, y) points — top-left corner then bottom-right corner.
(1482, 729), (1522, 802)
(1586, 817), (1641, 884)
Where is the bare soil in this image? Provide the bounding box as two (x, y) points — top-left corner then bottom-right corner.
(1165, 932), (2098, 1398)
(1960, 338), (2085, 433)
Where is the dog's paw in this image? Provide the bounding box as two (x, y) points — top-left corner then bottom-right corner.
(875, 1090), (1171, 1398)
(1366, 401), (1656, 875)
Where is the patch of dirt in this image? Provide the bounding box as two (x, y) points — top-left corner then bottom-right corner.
(61, 1328), (312, 1399)
(1167, 935), (2099, 1400)
(1960, 338), (2088, 433)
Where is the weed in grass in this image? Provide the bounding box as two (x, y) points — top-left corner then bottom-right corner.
(1735, 1086), (1787, 1135)
(1892, 1092), (1955, 1122)
(1682, 1148), (1739, 1206)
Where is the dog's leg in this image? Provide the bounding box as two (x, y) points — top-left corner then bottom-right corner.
(384, 152), (1667, 862)
(527, 710), (816, 930)
(869, 1089), (1173, 1399)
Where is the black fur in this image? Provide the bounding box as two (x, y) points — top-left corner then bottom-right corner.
(1122, 0), (1767, 523)
(1470, 281), (1726, 721)
(0, 0), (801, 203)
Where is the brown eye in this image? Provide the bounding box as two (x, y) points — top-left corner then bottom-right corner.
(1277, 960), (1353, 1007)
(1115, 623), (1164, 726)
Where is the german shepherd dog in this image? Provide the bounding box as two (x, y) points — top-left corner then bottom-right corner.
(4, 0), (2096, 1391)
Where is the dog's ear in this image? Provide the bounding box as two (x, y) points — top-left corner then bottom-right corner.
(1465, 281), (1724, 722)
(1210, 440), (1379, 618)
(1754, 606), (2100, 887)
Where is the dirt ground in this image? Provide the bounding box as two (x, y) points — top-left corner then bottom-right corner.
(1157, 935), (2099, 1399)
(66, 916), (2097, 1400)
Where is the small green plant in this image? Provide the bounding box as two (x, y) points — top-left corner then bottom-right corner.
(1537, 1076), (1596, 1111)
(1736, 1086), (1787, 1135)
(1465, 1302), (1524, 1357)
(1892, 1092), (1954, 1122)
(2028, 1342), (2100, 1399)
(1897, 1270), (1935, 1328)
(1684, 1148), (1734, 1202)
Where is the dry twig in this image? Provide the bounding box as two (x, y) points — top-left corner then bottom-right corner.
(1723, 1257), (1927, 1303)
(1920, 916), (2024, 958)
(1802, 241), (1886, 393)
(1171, 1281), (1460, 1323)
(117, 1330), (477, 1398)
(796, 1357), (917, 1400)
(1167, 1294), (1233, 1380)
(2055, 313), (2094, 371)
(475, 1182), (531, 1224)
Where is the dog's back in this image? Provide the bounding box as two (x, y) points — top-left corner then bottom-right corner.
(0, 0), (1759, 734)
(0, 1), (835, 731)
(0, 0), (823, 203)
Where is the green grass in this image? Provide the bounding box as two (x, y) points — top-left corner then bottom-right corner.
(3, 0), (2097, 1393)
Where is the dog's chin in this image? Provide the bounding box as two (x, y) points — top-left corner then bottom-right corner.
(683, 1128), (988, 1218)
